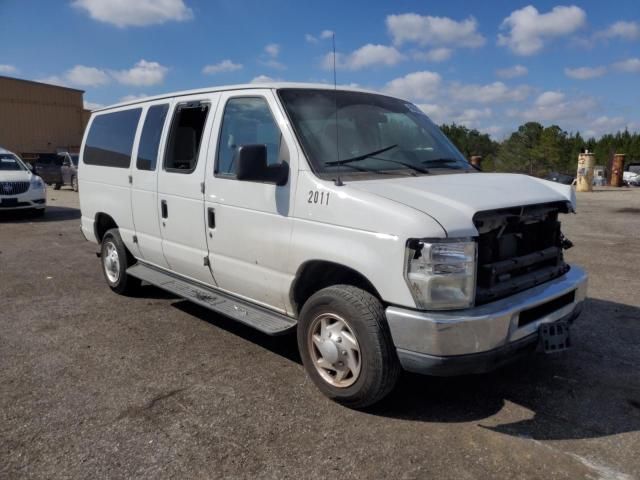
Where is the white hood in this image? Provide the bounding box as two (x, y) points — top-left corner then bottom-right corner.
(0, 170), (32, 182)
(348, 172), (575, 237)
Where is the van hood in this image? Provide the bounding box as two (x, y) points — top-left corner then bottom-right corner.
(0, 170), (32, 182)
(348, 172), (575, 237)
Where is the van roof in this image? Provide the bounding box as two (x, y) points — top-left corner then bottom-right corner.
(92, 82), (389, 113)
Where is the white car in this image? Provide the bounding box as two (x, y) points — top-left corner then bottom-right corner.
(0, 147), (47, 215)
(79, 83), (587, 407)
(623, 165), (640, 186)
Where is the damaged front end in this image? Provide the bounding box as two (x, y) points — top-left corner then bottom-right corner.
(473, 202), (574, 306)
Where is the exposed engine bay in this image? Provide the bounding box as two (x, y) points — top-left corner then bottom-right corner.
(473, 202), (573, 305)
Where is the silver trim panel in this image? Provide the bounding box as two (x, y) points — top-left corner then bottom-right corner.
(386, 266), (588, 357)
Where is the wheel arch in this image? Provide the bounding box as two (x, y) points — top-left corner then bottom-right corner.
(94, 212), (118, 243)
(290, 260), (382, 316)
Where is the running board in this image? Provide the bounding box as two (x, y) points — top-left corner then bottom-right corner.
(127, 263), (296, 335)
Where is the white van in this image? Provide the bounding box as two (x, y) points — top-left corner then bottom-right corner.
(79, 83), (587, 407)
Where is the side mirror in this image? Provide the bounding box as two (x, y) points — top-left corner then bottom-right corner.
(235, 144), (288, 186)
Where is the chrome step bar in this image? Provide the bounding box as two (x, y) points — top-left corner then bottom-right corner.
(127, 263), (297, 335)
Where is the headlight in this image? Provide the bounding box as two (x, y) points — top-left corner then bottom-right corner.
(30, 176), (45, 190)
(404, 238), (477, 310)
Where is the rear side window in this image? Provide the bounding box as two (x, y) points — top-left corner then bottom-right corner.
(84, 108), (142, 168)
(164, 102), (209, 173)
(216, 97), (282, 175)
(137, 104), (169, 171)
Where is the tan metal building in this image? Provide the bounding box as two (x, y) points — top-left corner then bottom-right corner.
(0, 75), (90, 160)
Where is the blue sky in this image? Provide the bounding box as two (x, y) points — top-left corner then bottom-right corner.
(1, 0), (638, 138)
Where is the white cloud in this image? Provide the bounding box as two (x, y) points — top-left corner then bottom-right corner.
(260, 44), (285, 70)
(383, 71), (442, 101)
(595, 21), (640, 41)
(612, 58), (640, 73)
(0, 64), (18, 74)
(583, 116), (636, 138)
(323, 44), (405, 71)
(111, 60), (168, 86)
(535, 91), (565, 107)
(306, 30), (334, 43)
(386, 13), (485, 48)
(72, 0), (193, 27)
(65, 65), (110, 86)
(120, 93), (149, 102)
(250, 75), (276, 83)
(38, 65), (110, 88)
(498, 5), (586, 55)
(264, 43), (280, 57)
(564, 66), (607, 79)
(449, 81), (531, 104)
(496, 64), (528, 79)
(84, 100), (104, 110)
(202, 59), (243, 75)
(516, 90), (597, 123)
(413, 47), (453, 62)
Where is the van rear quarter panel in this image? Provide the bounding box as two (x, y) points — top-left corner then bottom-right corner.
(78, 110), (138, 253)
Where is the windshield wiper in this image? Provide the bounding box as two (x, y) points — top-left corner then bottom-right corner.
(421, 158), (465, 169)
(325, 145), (429, 175)
(325, 144), (399, 165)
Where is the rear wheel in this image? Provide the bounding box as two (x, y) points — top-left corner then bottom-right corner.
(297, 285), (400, 408)
(71, 176), (78, 192)
(100, 229), (140, 295)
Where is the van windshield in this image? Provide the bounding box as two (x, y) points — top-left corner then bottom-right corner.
(0, 154), (27, 171)
(278, 88), (471, 178)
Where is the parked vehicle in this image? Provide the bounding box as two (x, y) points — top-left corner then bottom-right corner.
(623, 163), (640, 186)
(544, 171), (574, 185)
(60, 152), (79, 191)
(34, 153), (64, 189)
(0, 147), (46, 215)
(79, 83), (588, 407)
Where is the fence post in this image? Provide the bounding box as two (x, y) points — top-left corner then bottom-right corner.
(576, 151), (595, 192)
(610, 153), (625, 187)
(470, 155), (482, 169)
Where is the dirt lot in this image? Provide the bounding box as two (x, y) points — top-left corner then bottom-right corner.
(1, 186), (639, 479)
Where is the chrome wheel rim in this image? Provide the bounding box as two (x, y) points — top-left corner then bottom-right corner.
(103, 242), (120, 284)
(308, 313), (361, 388)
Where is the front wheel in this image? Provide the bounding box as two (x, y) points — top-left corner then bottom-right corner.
(100, 229), (140, 295)
(297, 285), (400, 408)
(53, 182), (62, 190)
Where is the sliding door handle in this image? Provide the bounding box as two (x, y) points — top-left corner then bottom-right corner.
(161, 200), (168, 219)
(207, 207), (215, 229)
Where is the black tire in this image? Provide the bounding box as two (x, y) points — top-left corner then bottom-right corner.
(53, 182), (62, 190)
(71, 176), (78, 192)
(297, 285), (400, 408)
(100, 228), (140, 295)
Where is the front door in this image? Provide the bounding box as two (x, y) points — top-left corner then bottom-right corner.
(157, 94), (219, 285)
(204, 90), (297, 312)
(130, 101), (171, 268)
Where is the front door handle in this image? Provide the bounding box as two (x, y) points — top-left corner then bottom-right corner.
(161, 200), (168, 219)
(207, 207), (215, 229)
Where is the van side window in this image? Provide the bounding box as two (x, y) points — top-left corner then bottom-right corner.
(84, 109), (142, 168)
(164, 102), (209, 173)
(216, 97), (282, 176)
(136, 104), (169, 171)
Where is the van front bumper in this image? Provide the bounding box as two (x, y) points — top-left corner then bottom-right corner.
(386, 266), (588, 376)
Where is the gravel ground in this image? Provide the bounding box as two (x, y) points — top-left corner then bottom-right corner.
(1, 186), (639, 480)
